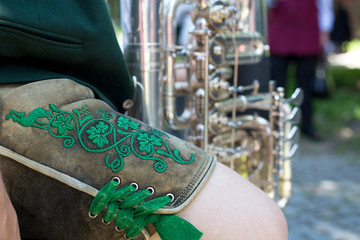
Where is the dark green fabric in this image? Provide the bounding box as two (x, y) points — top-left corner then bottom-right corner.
(0, 0), (134, 112)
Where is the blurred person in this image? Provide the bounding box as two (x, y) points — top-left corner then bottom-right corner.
(331, 1), (351, 51)
(331, 0), (360, 52)
(268, 0), (334, 140)
(336, 0), (360, 39)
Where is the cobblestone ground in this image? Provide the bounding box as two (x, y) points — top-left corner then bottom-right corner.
(284, 138), (360, 240)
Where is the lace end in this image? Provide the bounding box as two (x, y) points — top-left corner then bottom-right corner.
(155, 214), (203, 240)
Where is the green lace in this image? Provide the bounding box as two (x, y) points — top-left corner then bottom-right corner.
(89, 179), (203, 240)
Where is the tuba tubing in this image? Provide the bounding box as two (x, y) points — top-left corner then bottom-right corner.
(163, 0), (193, 129)
(119, 0), (301, 209)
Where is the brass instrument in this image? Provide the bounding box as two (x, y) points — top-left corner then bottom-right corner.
(118, 0), (302, 209)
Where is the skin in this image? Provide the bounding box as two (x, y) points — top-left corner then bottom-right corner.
(151, 162), (288, 240)
(0, 172), (21, 240)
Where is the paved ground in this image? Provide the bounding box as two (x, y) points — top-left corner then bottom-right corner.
(283, 137), (360, 240)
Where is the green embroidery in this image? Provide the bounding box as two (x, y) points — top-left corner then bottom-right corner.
(5, 104), (195, 173)
(86, 121), (110, 148)
(138, 133), (162, 153)
(117, 116), (140, 130)
(5, 108), (51, 128)
(51, 115), (74, 135)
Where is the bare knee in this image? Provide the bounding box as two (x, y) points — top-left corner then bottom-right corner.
(153, 163), (288, 240)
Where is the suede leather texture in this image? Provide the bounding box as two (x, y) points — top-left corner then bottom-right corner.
(1, 157), (153, 240)
(0, 79), (216, 239)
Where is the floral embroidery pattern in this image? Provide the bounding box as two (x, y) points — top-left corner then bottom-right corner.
(5, 104), (195, 173)
(137, 133), (163, 153)
(117, 116), (140, 130)
(86, 122), (110, 148)
(51, 115), (74, 135)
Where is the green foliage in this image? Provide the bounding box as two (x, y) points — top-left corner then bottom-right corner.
(311, 45), (360, 150)
(313, 88), (360, 151)
(314, 89), (359, 126)
(354, 104), (360, 120)
(344, 39), (360, 52)
(328, 66), (360, 89)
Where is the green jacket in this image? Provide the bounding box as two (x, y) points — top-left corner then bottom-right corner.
(0, 0), (134, 112)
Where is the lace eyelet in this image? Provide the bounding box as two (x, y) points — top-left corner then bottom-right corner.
(112, 177), (121, 185)
(146, 187), (155, 196)
(130, 182), (139, 191)
(166, 193), (175, 202)
(102, 218), (111, 225)
(88, 212), (97, 218)
(115, 226), (122, 232)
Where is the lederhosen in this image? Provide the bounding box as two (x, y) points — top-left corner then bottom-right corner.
(0, 1), (216, 239)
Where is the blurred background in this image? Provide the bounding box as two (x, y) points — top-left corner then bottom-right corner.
(283, 0), (360, 239)
(108, 0), (360, 238)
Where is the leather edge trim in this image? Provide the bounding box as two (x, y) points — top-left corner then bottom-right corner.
(0, 142), (218, 215)
(155, 154), (217, 214)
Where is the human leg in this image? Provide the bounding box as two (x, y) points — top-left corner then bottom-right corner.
(150, 162), (288, 240)
(270, 55), (290, 88)
(295, 56), (318, 139)
(0, 79), (287, 240)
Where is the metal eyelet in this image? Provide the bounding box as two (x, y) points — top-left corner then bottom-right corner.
(122, 99), (134, 110)
(102, 218), (111, 225)
(115, 226), (122, 232)
(146, 187), (155, 196)
(124, 234), (131, 239)
(112, 177), (121, 185)
(88, 212), (97, 218)
(166, 193), (175, 202)
(130, 182), (139, 191)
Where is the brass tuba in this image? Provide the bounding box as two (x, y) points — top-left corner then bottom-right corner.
(118, 0), (302, 208)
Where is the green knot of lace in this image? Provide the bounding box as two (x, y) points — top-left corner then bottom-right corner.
(89, 179), (203, 240)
